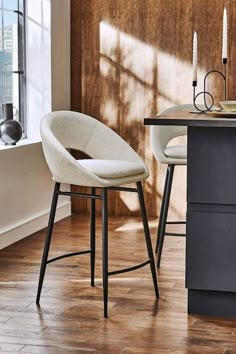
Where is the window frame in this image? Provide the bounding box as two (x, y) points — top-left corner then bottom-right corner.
(0, 0), (26, 132)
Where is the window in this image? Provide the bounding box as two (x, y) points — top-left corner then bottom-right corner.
(0, 0), (26, 131)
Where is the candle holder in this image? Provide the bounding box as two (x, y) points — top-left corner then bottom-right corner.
(192, 58), (227, 112)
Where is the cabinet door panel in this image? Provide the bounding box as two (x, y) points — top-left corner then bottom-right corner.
(187, 127), (236, 204)
(186, 210), (236, 292)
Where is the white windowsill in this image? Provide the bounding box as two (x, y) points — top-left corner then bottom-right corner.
(0, 138), (42, 150)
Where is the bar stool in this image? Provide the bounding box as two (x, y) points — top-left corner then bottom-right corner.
(150, 104), (192, 267)
(37, 110), (159, 317)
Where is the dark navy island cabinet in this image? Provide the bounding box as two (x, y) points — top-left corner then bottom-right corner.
(145, 109), (236, 318)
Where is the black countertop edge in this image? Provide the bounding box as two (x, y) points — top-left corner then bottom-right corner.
(144, 118), (236, 128)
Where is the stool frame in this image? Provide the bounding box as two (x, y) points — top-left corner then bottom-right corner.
(36, 181), (159, 317)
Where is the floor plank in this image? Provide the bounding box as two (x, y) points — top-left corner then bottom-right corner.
(0, 215), (235, 353)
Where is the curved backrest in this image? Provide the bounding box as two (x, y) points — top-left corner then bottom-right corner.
(40, 111), (147, 186)
(150, 104), (193, 164)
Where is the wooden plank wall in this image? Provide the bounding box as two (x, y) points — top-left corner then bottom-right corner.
(71, 0), (235, 217)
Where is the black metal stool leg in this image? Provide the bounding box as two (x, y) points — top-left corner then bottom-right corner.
(137, 182), (159, 298)
(155, 166), (170, 253)
(102, 188), (109, 318)
(157, 165), (174, 268)
(36, 182), (60, 304)
(90, 187), (96, 287)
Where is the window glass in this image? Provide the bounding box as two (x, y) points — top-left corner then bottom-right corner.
(3, 0), (18, 11)
(0, 0), (25, 130)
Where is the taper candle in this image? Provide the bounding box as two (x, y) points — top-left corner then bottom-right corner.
(192, 31), (197, 83)
(222, 7), (227, 61)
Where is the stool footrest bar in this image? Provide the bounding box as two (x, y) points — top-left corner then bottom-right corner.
(165, 232), (186, 236)
(166, 221), (186, 224)
(107, 186), (138, 192)
(108, 259), (150, 276)
(58, 191), (102, 200)
(47, 250), (91, 264)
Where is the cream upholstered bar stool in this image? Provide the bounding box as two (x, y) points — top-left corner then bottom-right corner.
(36, 111), (159, 317)
(150, 104), (192, 267)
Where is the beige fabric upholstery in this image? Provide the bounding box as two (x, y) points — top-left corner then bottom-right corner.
(150, 104), (190, 166)
(150, 104), (211, 165)
(78, 159), (145, 179)
(40, 111), (149, 187)
(164, 145), (187, 160)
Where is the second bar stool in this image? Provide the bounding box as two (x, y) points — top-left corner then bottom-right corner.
(150, 104), (191, 267)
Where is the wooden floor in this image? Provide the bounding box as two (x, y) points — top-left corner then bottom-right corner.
(0, 215), (236, 353)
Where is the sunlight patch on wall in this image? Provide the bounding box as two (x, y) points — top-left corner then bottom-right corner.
(99, 21), (154, 125)
(102, 99), (118, 125)
(99, 20), (200, 213)
(119, 27), (154, 86)
(100, 55), (116, 79)
(100, 20), (119, 61)
(99, 20), (203, 121)
(157, 49), (205, 111)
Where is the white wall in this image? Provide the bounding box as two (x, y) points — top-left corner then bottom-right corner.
(0, 0), (71, 249)
(0, 143), (70, 249)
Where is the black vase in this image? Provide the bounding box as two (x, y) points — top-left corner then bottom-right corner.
(0, 103), (23, 145)
(0, 118), (23, 145)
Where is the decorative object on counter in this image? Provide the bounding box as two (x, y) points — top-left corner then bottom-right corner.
(0, 103), (23, 145)
(219, 100), (236, 112)
(192, 7), (227, 112)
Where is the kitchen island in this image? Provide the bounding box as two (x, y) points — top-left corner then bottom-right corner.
(145, 107), (236, 318)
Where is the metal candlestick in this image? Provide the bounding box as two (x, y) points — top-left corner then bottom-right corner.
(193, 58), (227, 112)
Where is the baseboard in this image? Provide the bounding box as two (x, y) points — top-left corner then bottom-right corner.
(0, 201), (71, 250)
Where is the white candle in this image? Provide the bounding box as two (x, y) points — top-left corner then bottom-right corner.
(222, 7), (227, 60)
(192, 31), (197, 82)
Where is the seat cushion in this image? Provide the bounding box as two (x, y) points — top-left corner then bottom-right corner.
(78, 159), (145, 179)
(164, 145), (187, 159)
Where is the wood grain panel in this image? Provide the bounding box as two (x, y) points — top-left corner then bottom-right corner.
(70, 0), (82, 112)
(192, 0), (225, 107)
(71, 0), (236, 217)
(51, 0), (71, 111)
